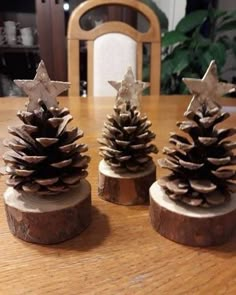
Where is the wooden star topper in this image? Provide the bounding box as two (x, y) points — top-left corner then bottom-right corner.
(183, 60), (235, 112)
(108, 66), (149, 107)
(14, 61), (70, 111)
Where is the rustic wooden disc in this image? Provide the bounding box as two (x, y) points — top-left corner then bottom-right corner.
(98, 159), (156, 205)
(4, 179), (91, 244)
(149, 182), (236, 246)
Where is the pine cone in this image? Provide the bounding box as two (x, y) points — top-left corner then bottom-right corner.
(158, 102), (236, 207)
(3, 100), (90, 195)
(98, 101), (158, 172)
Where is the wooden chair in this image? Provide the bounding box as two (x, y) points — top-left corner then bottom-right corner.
(67, 0), (161, 97)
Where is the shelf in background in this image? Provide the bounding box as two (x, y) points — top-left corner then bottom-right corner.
(0, 45), (39, 53)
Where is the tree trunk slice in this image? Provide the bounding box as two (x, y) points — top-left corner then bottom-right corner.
(98, 159), (156, 205)
(149, 182), (236, 247)
(4, 179), (91, 244)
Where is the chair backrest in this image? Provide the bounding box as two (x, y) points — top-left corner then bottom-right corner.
(67, 0), (161, 97)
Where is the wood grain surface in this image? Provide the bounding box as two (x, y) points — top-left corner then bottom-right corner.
(0, 95), (235, 295)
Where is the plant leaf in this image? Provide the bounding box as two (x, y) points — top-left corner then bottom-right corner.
(176, 10), (208, 33)
(227, 9), (236, 19)
(161, 59), (175, 81)
(179, 82), (189, 94)
(195, 35), (211, 48)
(202, 51), (214, 71)
(217, 20), (236, 33)
(162, 31), (189, 47)
(217, 35), (232, 50)
(214, 10), (228, 19)
(209, 42), (226, 69)
(172, 49), (190, 74)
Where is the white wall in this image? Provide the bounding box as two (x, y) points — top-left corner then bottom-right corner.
(218, 0), (236, 10)
(154, 0), (186, 30)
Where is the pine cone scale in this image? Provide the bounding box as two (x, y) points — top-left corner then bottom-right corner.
(48, 117), (64, 128)
(166, 180), (188, 194)
(179, 159), (204, 170)
(207, 156), (231, 165)
(217, 128), (236, 141)
(22, 155), (46, 164)
(59, 143), (77, 153)
(198, 137), (217, 145)
(177, 121), (198, 132)
(205, 193), (226, 205)
(182, 196), (203, 207)
(56, 114), (73, 136)
(17, 111), (34, 123)
(211, 170), (235, 178)
(6, 177), (22, 187)
(190, 179), (217, 193)
(135, 156), (151, 163)
(72, 155), (90, 167)
(222, 141), (236, 150)
(117, 155), (132, 161)
(130, 144), (146, 150)
(123, 126), (137, 133)
(35, 177), (59, 186)
(22, 124), (38, 134)
(22, 183), (40, 192)
(158, 158), (179, 170)
(15, 169), (34, 177)
(8, 126), (39, 150)
(36, 138), (59, 147)
(47, 184), (67, 192)
(3, 151), (21, 164)
(6, 140), (25, 152)
(115, 140), (130, 147)
(62, 172), (87, 184)
(51, 159), (72, 168)
(63, 128), (84, 144)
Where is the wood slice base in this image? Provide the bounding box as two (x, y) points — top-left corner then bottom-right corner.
(4, 179), (91, 244)
(149, 182), (236, 247)
(98, 159), (156, 205)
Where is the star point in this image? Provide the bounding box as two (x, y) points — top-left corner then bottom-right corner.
(14, 60), (70, 112)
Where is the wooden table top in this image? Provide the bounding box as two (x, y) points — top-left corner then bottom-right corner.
(0, 95), (236, 295)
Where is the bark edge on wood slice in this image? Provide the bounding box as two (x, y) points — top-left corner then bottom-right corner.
(98, 159), (156, 205)
(4, 179), (91, 245)
(149, 182), (236, 246)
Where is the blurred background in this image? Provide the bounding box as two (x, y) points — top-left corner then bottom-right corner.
(0, 0), (235, 96)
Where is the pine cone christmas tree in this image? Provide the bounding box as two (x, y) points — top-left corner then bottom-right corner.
(98, 67), (158, 172)
(2, 61), (91, 245)
(99, 101), (157, 172)
(3, 61), (90, 196)
(3, 99), (90, 195)
(158, 103), (236, 207)
(158, 61), (236, 208)
(3, 61), (91, 244)
(98, 67), (157, 205)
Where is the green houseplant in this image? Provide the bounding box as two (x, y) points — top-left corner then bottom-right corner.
(161, 8), (236, 94)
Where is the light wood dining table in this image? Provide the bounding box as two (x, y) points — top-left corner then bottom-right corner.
(0, 95), (235, 295)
